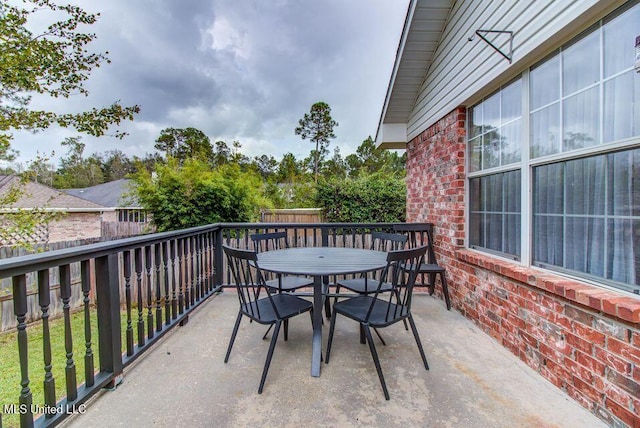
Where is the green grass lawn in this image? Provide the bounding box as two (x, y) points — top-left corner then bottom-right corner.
(0, 309), (129, 428)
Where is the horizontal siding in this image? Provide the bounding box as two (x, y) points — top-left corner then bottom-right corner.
(406, 0), (619, 139)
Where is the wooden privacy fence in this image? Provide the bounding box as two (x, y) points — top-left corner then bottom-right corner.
(260, 208), (322, 224)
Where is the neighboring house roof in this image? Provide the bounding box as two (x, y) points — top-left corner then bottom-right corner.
(376, 0), (453, 148)
(65, 179), (140, 208)
(0, 175), (105, 211)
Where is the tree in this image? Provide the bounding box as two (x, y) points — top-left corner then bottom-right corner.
(295, 101), (338, 183)
(102, 149), (135, 181)
(154, 127), (213, 163)
(346, 136), (406, 177)
(54, 136), (104, 188)
(0, 1), (138, 247)
(0, 1), (139, 159)
(130, 158), (270, 232)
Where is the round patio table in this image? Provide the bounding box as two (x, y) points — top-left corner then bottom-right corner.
(257, 247), (388, 377)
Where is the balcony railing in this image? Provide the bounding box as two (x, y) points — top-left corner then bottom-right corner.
(0, 222), (418, 427)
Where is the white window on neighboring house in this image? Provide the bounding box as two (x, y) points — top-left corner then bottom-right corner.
(468, 1), (640, 295)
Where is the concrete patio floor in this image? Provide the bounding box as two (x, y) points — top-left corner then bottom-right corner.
(63, 292), (605, 428)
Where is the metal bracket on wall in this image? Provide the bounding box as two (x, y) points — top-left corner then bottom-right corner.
(473, 29), (513, 63)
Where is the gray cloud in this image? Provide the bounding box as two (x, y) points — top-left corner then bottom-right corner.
(10, 0), (409, 165)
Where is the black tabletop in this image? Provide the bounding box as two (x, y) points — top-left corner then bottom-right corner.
(257, 247), (387, 276)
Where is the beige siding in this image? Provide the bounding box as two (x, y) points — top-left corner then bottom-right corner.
(48, 212), (102, 243)
(407, 0), (624, 140)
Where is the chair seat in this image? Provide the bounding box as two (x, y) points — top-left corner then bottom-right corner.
(336, 278), (393, 294)
(242, 293), (313, 323)
(418, 263), (445, 273)
(333, 296), (408, 327)
(265, 275), (313, 291)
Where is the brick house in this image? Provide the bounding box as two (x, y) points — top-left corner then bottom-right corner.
(376, 1), (639, 426)
(0, 175), (105, 244)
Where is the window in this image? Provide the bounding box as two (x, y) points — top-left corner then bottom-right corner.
(468, 2), (640, 293)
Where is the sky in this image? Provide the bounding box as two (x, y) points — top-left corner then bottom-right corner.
(10, 0), (410, 167)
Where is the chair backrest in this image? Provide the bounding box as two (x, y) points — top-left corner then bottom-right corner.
(366, 245), (428, 323)
(250, 231), (289, 253)
(222, 244), (279, 319)
(370, 231), (407, 252)
(393, 223), (437, 264)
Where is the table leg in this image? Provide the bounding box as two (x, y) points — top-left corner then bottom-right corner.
(311, 275), (323, 377)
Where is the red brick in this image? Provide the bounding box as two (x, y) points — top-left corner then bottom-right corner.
(572, 322), (606, 346)
(565, 305), (594, 326)
(616, 299), (640, 323)
(565, 358), (595, 383)
(566, 332), (594, 354)
(575, 351), (606, 376)
(567, 385), (596, 411)
(571, 375), (603, 403)
(604, 397), (638, 428)
(608, 337), (640, 366)
(594, 347), (632, 375)
(601, 381), (633, 408)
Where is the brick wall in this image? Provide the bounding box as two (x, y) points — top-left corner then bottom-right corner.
(406, 108), (640, 428)
(48, 212), (102, 243)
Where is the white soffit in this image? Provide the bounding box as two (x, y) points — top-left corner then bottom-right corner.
(376, 0), (453, 148)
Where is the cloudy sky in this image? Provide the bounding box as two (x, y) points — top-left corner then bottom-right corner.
(11, 0), (409, 166)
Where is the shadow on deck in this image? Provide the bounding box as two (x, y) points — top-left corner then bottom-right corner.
(62, 292), (604, 428)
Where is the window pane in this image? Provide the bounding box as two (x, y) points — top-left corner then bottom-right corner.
(469, 137), (482, 172)
(483, 92), (500, 133)
(565, 157), (605, 216)
(501, 119), (521, 165)
(563, 87), (600, 150)
(608, 148), (640, 217)
(534, 163), (563, 214)
(531, 103), (560, 158)
(469, 105), (483, 138)
(562, 31), (600, 95)
(533, 215), (563, 266)
(502, 79), (522, 123)
(607, 219), (639, 287)
(482, 133), (500, 169)
(604, 71), (640, 143)
(468, 172), (521, 257)
(604, 3), (640, 78)
(530, 55), (560, 110)
(565, 217), (605, 276)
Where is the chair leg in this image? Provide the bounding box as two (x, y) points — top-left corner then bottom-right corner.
(224, 312), (243, 363)
(362, 324), (389, 400)
(440, 272), (452, 310)
(325, 310), (338, 364)
(262, 324), (273, 340)
(408, 314), (429, 370)
(258, 320), (281, 394)
(284, 319), (289, 341)
(373, 327), (387, 346)
(323, 281), (332, 319)
(428, 272), (436, 295)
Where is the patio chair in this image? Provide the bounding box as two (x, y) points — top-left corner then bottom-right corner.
(251, 231), (313, 292)
(393, 223), (451, 310)
(325, 245), (430, 400)
(222, 244), (313, 394)
(335, 231), (407, 296)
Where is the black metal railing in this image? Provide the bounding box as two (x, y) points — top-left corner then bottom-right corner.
(0, 222), (429, 427)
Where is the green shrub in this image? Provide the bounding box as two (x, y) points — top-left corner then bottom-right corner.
(131, 158), (270, 231)
(315, 173), (406, 223)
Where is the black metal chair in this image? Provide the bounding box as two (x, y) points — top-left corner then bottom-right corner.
(393, 223), (451, 310)
(335, 231), (408, 296)
(325, 245), (430, 400)
(251, 231), (313, 292)
(223, 244), (313, 394)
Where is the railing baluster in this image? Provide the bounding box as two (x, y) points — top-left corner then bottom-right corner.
(14, 274), (34, 428)
(178, 239), (185, 313)
(170, 239), (178, 319)
(154, 244), (162, 332)
(145, 245), (154, 340)
(123, 251), (134, 356)
(135, 248), (145, 347)
(199, 234), (205, 297)
(163, 241), (170, 325)
(189, 237), (196, 306)
(81, 260), (94, 387)
(59, 264), (78, 401)
(193, 236), (199, 301)
(38, 269), (56, 416)
(95, 254), (123, 388)
(185, 238), (192, 308)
